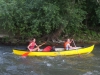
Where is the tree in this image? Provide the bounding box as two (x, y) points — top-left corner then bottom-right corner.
(0, 0), (86, 41)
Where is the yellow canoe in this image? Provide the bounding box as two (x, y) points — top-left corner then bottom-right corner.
(13, 45), (94, 56)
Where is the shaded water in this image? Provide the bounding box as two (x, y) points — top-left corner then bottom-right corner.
(0, 44), (100, 75)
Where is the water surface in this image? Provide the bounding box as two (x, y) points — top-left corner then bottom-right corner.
(0, 44), (100, 75)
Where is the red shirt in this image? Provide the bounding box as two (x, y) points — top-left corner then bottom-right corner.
(29, 42), (36, 49)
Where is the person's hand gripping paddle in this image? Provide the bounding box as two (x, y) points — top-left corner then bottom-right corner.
(21, 42), (46, 58)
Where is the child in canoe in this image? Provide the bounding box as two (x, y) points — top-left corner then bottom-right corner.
(64, 38), (76, 50)
(27, 38), (40, 51)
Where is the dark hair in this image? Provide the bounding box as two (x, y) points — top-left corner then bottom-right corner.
(32, 38), (35, 40)
(29, 38), (35, 43)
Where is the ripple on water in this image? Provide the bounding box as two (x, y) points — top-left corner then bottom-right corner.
(83, 70), (100, 75)
(46, 63), (52, 67)
(6, 65), (17, 71)
(0, 57), (4, 64)
(0, 73), (11, 75)
(43, 61), (52, 67)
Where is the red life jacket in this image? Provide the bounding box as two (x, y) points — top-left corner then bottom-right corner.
(42, 46), (52, 52)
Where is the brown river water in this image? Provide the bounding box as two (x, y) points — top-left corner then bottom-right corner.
(0, 44), (100, 75)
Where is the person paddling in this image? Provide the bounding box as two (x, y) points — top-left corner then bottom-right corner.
(64, 38), (75, 50)
(27, 38), (39, 51)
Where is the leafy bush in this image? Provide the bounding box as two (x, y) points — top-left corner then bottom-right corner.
(0, 0), (99, 42)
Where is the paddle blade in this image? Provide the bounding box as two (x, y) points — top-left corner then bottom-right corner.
(21, 52), (30, 58)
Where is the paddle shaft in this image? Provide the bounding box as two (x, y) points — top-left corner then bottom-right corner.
(32, 42), (46, 51)
(72, 40), (76, 47)
(72, 40), (81, 57)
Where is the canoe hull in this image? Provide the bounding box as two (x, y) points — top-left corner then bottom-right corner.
(13, 45), (94, 56)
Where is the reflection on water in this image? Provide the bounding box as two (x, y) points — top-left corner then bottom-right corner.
(0, 45), (100, 75)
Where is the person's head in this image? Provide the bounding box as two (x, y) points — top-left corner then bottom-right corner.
(32, 38), (36, 42)
(67, 39), (71, 42)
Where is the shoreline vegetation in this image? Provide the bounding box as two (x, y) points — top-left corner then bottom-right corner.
(0, 0), (100, 46)
(0, 34), (100, 46)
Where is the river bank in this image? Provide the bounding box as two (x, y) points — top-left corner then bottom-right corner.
(0, 36), (99, 46)
(0, 29), (100, 46)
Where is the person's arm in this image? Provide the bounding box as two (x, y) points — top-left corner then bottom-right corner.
(35, 43), (38, 47)
(70, 39), (73, 43)
(27, 43), (32, 50)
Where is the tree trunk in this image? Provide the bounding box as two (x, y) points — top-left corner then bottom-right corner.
(41, 25), (64, 42)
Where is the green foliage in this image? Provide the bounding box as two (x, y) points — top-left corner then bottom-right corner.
(0, 0), (99, 41)
(96, 6), (100, 23)
(1, 36), (10, 43)
(82, 0), (100, 30)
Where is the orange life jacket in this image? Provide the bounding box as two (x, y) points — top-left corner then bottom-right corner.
(64, 41), (70, 48)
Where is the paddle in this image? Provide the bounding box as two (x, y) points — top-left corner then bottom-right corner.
(21, 42), (46, 58)
(72, 40), (81, 57)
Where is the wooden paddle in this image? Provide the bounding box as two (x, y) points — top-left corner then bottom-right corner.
(21, 42), (46, 58)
